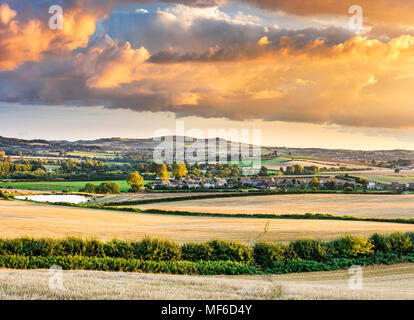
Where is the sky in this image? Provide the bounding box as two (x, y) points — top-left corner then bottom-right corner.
(1, 0), (414, 150)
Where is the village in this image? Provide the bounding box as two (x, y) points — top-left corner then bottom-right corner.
(150, 174), (414, 192)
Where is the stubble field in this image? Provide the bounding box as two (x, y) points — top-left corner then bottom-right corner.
(1, 263), (414, 300)
(127, 194), (414, 219)
(1, 200), (414, 243)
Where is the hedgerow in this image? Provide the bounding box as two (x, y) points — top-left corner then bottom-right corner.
(0, 233), (414, 275)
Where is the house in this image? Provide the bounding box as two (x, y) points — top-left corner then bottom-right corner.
(367, 181), (377, 189)
(388, 182), (405, 191)
(406, 183), (414, 190)
(215, 178), (227, 187)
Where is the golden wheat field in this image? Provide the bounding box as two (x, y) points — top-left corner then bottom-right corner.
(131, 194), (414, 219)
(1, 200), (414, 243)
(1, 263), (414, 300)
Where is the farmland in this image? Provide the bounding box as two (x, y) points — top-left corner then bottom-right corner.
(2, 200), (414, 243)
(352, 173), (414, 184)
(0, 180), (148, 193)
(131, 194), (414, 219)
(1, 263), (413, 300)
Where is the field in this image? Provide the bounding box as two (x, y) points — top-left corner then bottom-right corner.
(128, 194), (414, 219)
(264, 158), (370, 171)
(353, 173), (414, 184)
(93, 192), (228, 205)
(1, 263), (414, 299)
(0, 180), (148, 192)
(66, 151), (116, 159)
(2, 200), (414, 243)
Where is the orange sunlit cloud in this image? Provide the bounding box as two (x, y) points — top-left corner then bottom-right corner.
(1, 0), (414, 141)
(73, 33), (414, 129)
(0, 2), (110, 71)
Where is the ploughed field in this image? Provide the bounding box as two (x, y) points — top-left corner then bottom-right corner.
(1, 263), (414, 300)
(93, 192), (229, 205)
(129, 194), (414, 219)
(2, 200), (414, 243)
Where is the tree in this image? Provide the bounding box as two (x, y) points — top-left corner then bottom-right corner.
(191, 168), (202, 177)
(0, 151), (5, 161)
(324, 180), (337, 190)
(308, 177), (321, 189)
(157, 164), (170, 181)
(127, 171), (144, 192)
(96, 182), (120, 194)
(371, 157), (378, 166)
(172, 163), (187, 179)
(395, 168), (401, 173)
(259, 166), (268, 176)
(81, 183), (97, 193)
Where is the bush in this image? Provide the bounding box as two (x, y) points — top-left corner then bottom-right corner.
(131, 237), (182, 261)
(59, 237), (89, 256)
(290, 239), (330, 262)
(207, 240), (253, 263)
(181, 242), (213, 261)
(328, 234), (374, 258)
(370, 232), (412, 255)
(0, 255), (260, 275)
(103, 239), (133, 259)
(0, 238), (57, 257)
(95, 182), (120, 194)
(406, 232), (414, 245)
(80, 183), (96, 193)
(253, 242), (296, 269)
(369, 233), (389, 253)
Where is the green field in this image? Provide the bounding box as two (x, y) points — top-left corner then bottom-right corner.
(353, 174), (414, 184)
(66, 151), (116, 159)
(0, 180), (148, 192)
(261, 157), (291, 165)
(238, 157), (290, 167)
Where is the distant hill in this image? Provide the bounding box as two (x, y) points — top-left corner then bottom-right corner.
(0, 135), (413, 162)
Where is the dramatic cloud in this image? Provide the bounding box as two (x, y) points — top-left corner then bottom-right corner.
(0, 1), (115, 71)
(240, 0), (414, 25)
(1, 0), (414, 131)
(74, 36), (150, 88)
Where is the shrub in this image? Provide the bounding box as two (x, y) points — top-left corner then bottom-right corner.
(80, 183), (96, 193)
(386, 233), (412, 255)
(103, 239), (133, 259)
(131, 237), (182, 261)
(369, 233), (389, 253)
(370, 232), (412, 255)
(328, 234), (374, 258)
(95, 182), (120, 194)
(83, 238), (105, 257)
(0, 238), (56, 257)
(289, 239), (330, 262)
(181, 242), (213, 261)
(253, 241), (296, 269)
(207, 240), (253, 263)
(406, 232), (414, 247)
(59, 237), (88, 256)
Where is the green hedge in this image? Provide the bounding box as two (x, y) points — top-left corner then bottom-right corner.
(0, 253), (413, 275)
(253, 242), (296, 269)
(0, 255), (257, 275)
(369, 232), (413, 255)
(0, 237), (250, 263)
(267, 253), (414, 274)
(0, 233), (414, 274)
